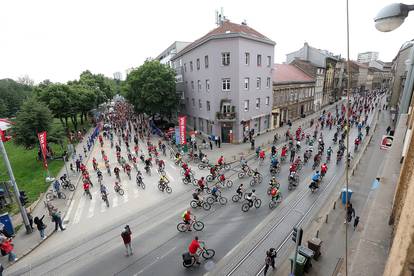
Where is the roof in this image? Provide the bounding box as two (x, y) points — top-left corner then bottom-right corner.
(272, 64), (314, 84)
(173, 20), (275, 60)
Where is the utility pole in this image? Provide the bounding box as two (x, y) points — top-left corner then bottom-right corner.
(291, 227), (303, 276)
(0, 139), (32, 233)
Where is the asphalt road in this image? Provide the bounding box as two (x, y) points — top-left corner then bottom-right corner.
(6, 110), (373, 276)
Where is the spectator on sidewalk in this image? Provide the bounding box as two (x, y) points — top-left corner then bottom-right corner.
(345, 203), (355, 224)
(218, 137), (221, 148)
(51, 210), (65, 232)
(0, 238), (18, 262)
(26, 209), (34, 230)
(214, 136), (218, 146)
(34, 215), (47, 240)
(386, 126), (391, 135)
(76, 159), (81, 172)
(209, 140), (213, 151)
(264, 248), (277, 275)
(353, 216), (360, 230)
(251, 139), (255, 150)
(121, 225), (133, 256)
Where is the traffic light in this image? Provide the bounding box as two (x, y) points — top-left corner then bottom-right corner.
(19, 191), (29, 206)
(292, 227), (303, 246)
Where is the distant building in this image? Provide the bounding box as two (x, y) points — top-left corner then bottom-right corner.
(357, 51), (379, 63)
(155, 41), (191, 68)
(272, 64), (315, 128)
(286, 42), (340, 105)
(171, 20), (275, 143)
(113, 72), (122, 81)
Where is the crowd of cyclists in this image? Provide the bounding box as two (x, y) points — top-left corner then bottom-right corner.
(48, 91), (382, 267)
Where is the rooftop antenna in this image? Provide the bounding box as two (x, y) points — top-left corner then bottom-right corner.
(215, 7), (225, 26)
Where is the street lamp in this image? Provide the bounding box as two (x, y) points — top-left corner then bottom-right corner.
(374, 3), (414, 32)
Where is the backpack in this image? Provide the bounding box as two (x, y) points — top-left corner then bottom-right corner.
(181, 211), (187, 219)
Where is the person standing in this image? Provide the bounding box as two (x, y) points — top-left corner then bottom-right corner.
(264, 248), (277, 275)
(0, 238), (17, 262)
(121, 225), (133, 256)
(345, 203), (355, 224)
(290, 147), (296, 163)
(26, 209), (34, 230)
(218, 137), (221, 148)
(209, 140), (213, 150)
(33, 215), (47, 240)
(51, 210), (65, 232)
(214, 136), (218, 146)
(353, 216), (360, 230)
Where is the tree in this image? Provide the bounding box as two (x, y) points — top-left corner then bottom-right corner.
(125, 60), (178, 119)
(17, 75), (34, 87)
(13, 97), (53, 148)
(0, 79), (32, 117)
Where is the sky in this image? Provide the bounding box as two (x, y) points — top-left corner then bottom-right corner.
(1, 0), (413, 83)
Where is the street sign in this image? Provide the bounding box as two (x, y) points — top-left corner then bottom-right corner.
(380, 135), (393, 150)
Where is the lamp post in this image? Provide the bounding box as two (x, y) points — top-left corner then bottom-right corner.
(374, 3), (414, 119)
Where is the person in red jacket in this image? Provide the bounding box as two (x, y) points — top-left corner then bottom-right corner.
(121, 225), (133, 256)
(0, 238), (17, 262)
(321, 163), (328, 177)
(188, 236), (201, 264)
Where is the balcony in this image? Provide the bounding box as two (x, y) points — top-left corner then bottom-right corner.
(216, 112), (236, 122)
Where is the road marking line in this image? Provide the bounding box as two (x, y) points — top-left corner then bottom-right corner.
(87, 191), (97, 218)
(113, 196), (118, 208)
(73, 196), (86, 225)
(63, 200), (75, 223)
(138, 246), (177, 275)
(101, 201), (107, 212)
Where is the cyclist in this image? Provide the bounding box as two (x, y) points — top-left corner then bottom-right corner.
(114, 166), (120, 179)
(269, 176), (279, 188)
(270, 155), (279, 168)
(83, 181), (91, 195)
(188, 236), (201, 264)
(181, 162), (189, 171)
(182, 210), (193, 231)
(259, 150), (265, 161)
(217, 155), (224, 166)
(125, 163), (132, 176)
(184, 168), (192, 182)
(281, 145), (288, 161)
(245, 189), (256, 206)
(92, 157), (98, 170)
(219, 173), (226, 184)
(158, 159), (165, 170)
(321, 163), (328, 177)
(100, 184), (108, 196)
(270, 186), (281, 202)
(294, 156), (302, 167)
(201, 155), (209, 164)
(211, 186), (219, 201)
(240, 157), (248, 170)
(253, 169), (261, 179)
(210, 166), (218, 179)
(97, 169), (103, 180)
(289, 171), (297, 185)
(327, 146), (333, 159)
(160, 175), (169, 185)
(192, 190), (203, 205)
(197, 177), (206, 191)
(236, 183), (244, 198)
(311, 171), (321, 188)
(289, 162), (297, 174)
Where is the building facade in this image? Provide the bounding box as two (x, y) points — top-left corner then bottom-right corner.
(357, 51), (379, 63)
(286, 42), (339, 106)
(155, 41), (191, 67)
(290, 58), (325, 111)
(272, 64), (315, 128)
(171, 20), (275, 143)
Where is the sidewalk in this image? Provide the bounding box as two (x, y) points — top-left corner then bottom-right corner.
(1, 127), (98, 268)
(195, 100), (344, 163)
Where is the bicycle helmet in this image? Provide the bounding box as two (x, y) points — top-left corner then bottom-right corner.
(252, 189), (256, 193)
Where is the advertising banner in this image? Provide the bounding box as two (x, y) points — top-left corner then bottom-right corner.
(38, 131), (48, 169)
(178, 116), (187, 145)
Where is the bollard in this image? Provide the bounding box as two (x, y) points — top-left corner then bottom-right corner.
(316, 230), (319, 238)
(333, 201), (336, 210)
(325, 214), (328, 223)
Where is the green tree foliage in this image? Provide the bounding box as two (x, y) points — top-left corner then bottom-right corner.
(0, 79), (32, 117)
(13, 97), (53, 148)
(125, 60), (178, 119)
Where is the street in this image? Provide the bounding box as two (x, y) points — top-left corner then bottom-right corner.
(4, 104), (376, 276)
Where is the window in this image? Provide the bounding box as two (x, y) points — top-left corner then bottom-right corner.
(244, 100), (249, 111)
(244, 78), (249, 90)
(222, 78), (231, 91)
(205, 55), (209, 68)
(266, 96), (270, 105)
(191, 81), (194, 91)
(198, 99), (202, 109)
(266, 77), (271, 88)
(190, 61), (193, 71)
(196, 59), (200, 70)
(197, 80), (201, 91)
(207, 101), (210, 111)
(192, 98), (195, 106)
(245, 52), (250, 65)
(257, 55), (262, 66)
(206, 79), (210, 91)
(267, 56), (271, 67)
(222, 52), (230, 66)
(256, 77), (261, 89)
(184, 63), (187, 72)
(256, 98), (260, 109)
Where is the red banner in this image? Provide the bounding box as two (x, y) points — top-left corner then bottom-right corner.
(38, 131), (48, 169)
(178, 116), (186, 145)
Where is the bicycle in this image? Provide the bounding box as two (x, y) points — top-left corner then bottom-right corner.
(177, 216), (205, 232)
(182, 241), (215, 268)
(157, 167), (166, 176)
(183, 176), (197, 185)
(190, 199), (211, 211)
(158, 181), (172, 193)
(136, 177), (146, 189)
(232, 192), (248, 202)
(84, 189), (92, 199)
(218, 179), (233, 188)
(101, 192), (110, 207)
(206, 193), (227, 206)
(249, 174), (263, 187)
(61, 179), (75, 191)
(269, 194), (283, 209)
(238, 169), (253, 179)
(198, 161), (210, 170)
(46, 190), (66, 201)
(114, 183), (125, 196)
(241, 197), (262, 212)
